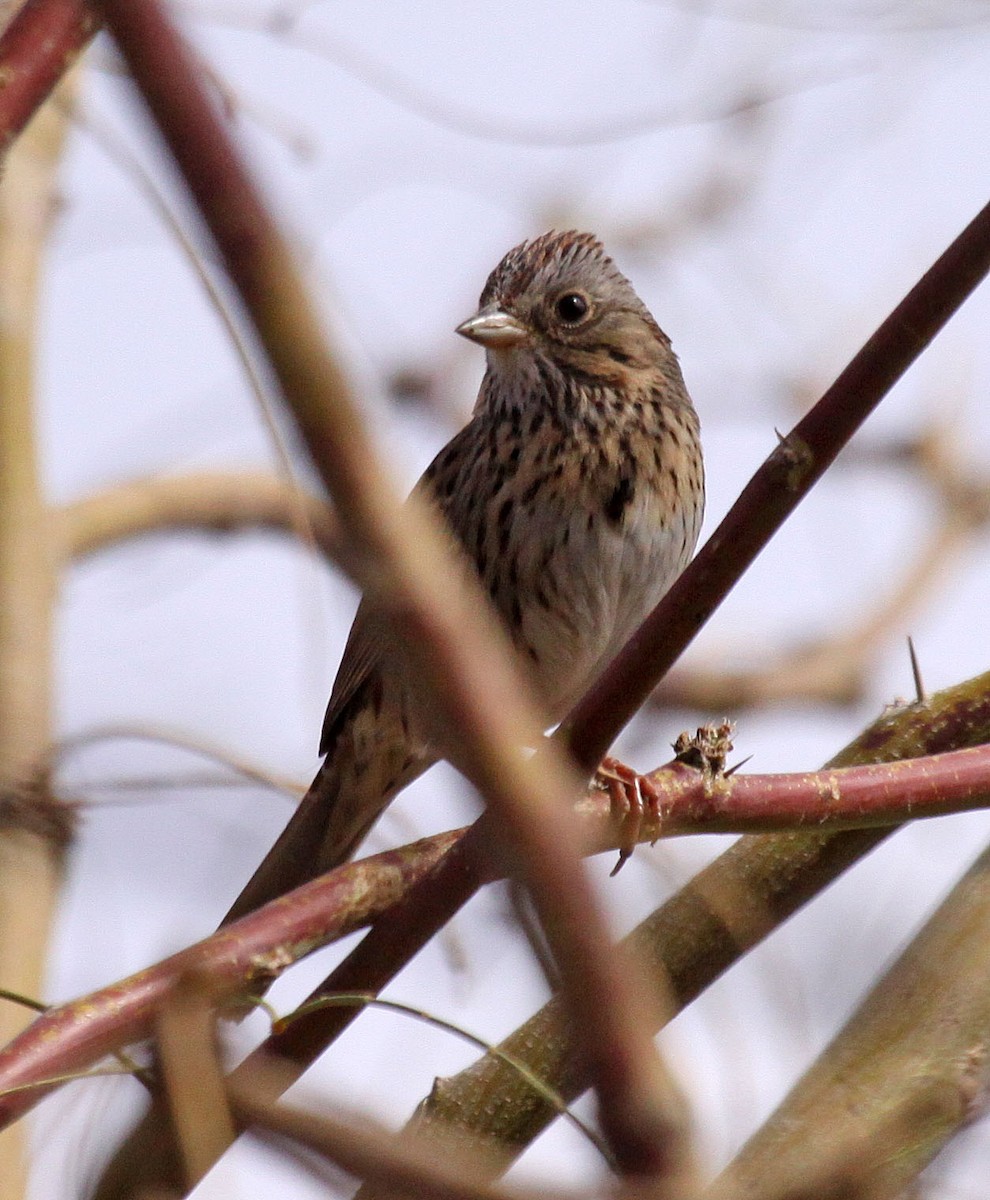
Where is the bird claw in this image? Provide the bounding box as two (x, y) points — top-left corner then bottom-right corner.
(595, 756), (661, 874)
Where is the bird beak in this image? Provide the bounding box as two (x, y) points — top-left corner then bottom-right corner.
(455, 306), (528, 349)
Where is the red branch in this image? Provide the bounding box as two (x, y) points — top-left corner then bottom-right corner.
(642, 742), (990, 835)
(0, 0), (97, 150)
(0, 832), (460, 1125)
(4, 742), (990, 1125)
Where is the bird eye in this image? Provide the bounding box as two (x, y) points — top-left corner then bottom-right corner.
(554, 292), (589, 323)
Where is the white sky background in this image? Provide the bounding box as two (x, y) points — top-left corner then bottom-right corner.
(25, 1), (990, 1195)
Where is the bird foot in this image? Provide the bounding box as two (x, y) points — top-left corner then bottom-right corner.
(594, 756), (662, 876)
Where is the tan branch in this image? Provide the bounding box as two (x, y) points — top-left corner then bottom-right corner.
(157, 973), (237, 1190)
(0, 59), (73, 1200)
(56, 470), (341, 564)
(713, 836), (990, 1198)
(231, 1055), (570, 1200)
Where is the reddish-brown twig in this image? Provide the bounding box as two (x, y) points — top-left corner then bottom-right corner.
(7, 735), (990, 1128)
(0, 831), (459, 1126)
(560, 194), (990, 772)
(0, 0), (96, 151)
(227, 736), (990, 1094)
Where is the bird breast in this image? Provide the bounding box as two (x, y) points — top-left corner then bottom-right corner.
(494, 413), (703, 721)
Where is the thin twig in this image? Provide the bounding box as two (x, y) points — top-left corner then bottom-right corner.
(199, 5), (857, 149)
(51, 721), (305, 797)
(274, 992), (610, 1163)
(65, 101), (322, 564)
(230, 1054), (577, 1200)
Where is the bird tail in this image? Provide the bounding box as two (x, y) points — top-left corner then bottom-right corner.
(220, 747), (429, 927)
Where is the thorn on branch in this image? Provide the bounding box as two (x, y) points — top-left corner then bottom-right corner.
(773, 427), (815, 491)
(724, 753), (753, 779)
(957, 1043), (990, 1126)
(907, 636), (927, 705)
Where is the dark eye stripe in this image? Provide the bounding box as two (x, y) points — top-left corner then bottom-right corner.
(559, 363), (618, 390)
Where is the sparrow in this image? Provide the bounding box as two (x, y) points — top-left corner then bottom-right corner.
(224, 229), (704, 923)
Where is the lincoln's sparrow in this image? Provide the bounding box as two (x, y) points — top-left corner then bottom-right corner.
(224, 230), (704, 923)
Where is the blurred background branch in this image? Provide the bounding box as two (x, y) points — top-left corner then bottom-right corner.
(0, 61), (77, 1197)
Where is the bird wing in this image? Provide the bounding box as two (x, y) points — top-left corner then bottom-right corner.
(318, 422), (478, 757)
(319, 598), (383, 755)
